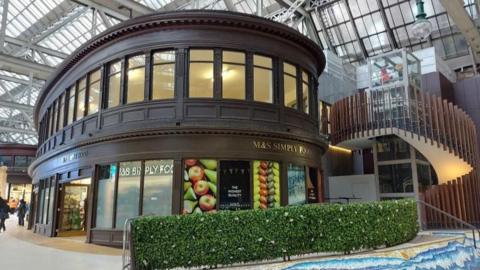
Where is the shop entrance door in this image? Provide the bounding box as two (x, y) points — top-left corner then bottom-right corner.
(56, 178), (90, 237)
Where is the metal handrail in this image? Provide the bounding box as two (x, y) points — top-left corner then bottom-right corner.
(417, 199), (480, 249)
(122, 218), (135, 270)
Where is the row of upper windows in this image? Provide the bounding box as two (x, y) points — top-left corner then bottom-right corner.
(39, 49), (314, 145)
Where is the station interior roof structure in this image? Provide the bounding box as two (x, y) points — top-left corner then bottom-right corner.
(0, 0), (478, 145)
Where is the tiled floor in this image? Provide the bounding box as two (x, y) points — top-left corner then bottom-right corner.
(0, 215), (122, 270)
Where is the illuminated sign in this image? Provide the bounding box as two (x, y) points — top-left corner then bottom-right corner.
(253, 140), (309, 155)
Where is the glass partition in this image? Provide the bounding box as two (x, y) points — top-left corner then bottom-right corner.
(287, 163), (306, 205)
(126, 55), (146, 104)
(284, 62), (297, 109)
(222, 51), (245, 100)
(107, 61), (121, 108)
(189, 50), (214, 98)
(152, 51), (175, 100)
(253, 55), (273, 103)
(87, 69), (101, 115)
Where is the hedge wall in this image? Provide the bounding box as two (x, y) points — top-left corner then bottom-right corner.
(131, 200), (418, 269)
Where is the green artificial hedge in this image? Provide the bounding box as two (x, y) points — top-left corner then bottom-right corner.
(131, 199), (418, 269)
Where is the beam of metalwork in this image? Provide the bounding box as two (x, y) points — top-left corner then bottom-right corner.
(376, 0), (398, 49)
(98, 9), (112, 27)
(342, 0), (367, 59)
(223, 0), (237, 11)
(440, 0), (480, 63)
(0, 126), (37, 136)
(0, 74), (43, 88)
(313, 7), (334, 51)
(0, 99), (33, 112)
(113, 0), (155, 14)
(275, 0), (321, 45)
(0, 53), (54, 80)
(72, 0), (130, 21)
(0, 0), (9, 53)
(4, 36), (68, 59)
(257, 0), (263, 16)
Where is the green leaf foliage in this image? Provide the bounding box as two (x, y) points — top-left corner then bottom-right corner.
(131, 199), (418, 269)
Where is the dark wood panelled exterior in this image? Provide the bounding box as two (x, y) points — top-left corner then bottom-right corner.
(29, 11), (327, 246)
(331, 90), (480, 228)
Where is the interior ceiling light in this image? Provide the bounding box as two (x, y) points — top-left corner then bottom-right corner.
(411, 0), (432, 40)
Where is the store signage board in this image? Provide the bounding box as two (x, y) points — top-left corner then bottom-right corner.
(219, 161), (251, 210)
(60, 151), (88, 164)
(253, 140), (310, 155)
(119, 160), (174, 177)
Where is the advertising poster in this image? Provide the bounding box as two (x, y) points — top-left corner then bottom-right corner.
(253, 160), (280, 209)
(287, 163), (306, 205)
(219, 161), (251, 210)
(183, 159), (218, 214)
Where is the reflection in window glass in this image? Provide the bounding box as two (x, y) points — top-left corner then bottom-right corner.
(284, 63), (297, 109)
(87, 69), (101, 115)
(116, 161), (141, 228)
(57, 94), (65, 130)
(302, 70), (309, 114)
(14, 156), (27, 167)
(152, 51), (175, 100)
(108, 61), (121, 108)
(42, 180), (50, 224)
(222, 51), (245, 100)
(39, 183), (45, 223)
(127, 55), (145, 104)
(143, 160), (174, 216)
(96, 164), (116, 228)
(253, 55), (273, 103)
(378, 163), (413, 193)
(0, 155), (12, 166)
(376, 136), (410, 161)
(67, 86), (75, 125)
(287, 163), (306, 205)
(76, 78), (86, 121)
(189, 50), (214, 98)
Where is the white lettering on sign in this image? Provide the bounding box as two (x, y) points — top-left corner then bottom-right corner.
(119, 161), (174, 177)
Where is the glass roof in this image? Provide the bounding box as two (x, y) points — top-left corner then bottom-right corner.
(0, 0), (479, 145)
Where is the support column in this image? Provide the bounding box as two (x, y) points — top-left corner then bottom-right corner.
(411, 145), (423, 230)
(0, 166), (7, 198)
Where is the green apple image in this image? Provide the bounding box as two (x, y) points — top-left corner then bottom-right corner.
(200, 159), (217, 170)
(184, 182), (192, 192)
(193, 207), (203, 214)
(204, 169), (217, 183)
(184, 187), (197, 201)
(199, 194), (216, 211)
(194, 180), (209, 196)
(184, 170), (189, 181)
(188, 165), (204, 183)
(273, 162), (279, 170)
(207, 182), (217, 195)
(184, 200), (197, 214)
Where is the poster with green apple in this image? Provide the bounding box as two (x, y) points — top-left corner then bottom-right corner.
(183, 159), (217, 214)
(253, 160), (280, 209)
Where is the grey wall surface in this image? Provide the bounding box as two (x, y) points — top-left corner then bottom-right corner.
(454, 76), (480, 149)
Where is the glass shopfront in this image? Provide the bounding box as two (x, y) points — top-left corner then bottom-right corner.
(287, 164), (307, 205)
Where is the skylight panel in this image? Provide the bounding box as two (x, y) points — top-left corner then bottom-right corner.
(6, 0), (64, 37)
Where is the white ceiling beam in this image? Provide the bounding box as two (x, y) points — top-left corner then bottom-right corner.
(72, 0), (136, 20)
(0, 53), (55, 80)
(0, 74), (43, 88)
(0, 99), (33, 112)
(112, 0), (155, 15)
(440, 0), (480, 63)
(0, 126), (37, 136)
(223, 0), (237, 11)
(4, 36), (68, 59)
(0, 0), (9, 52)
